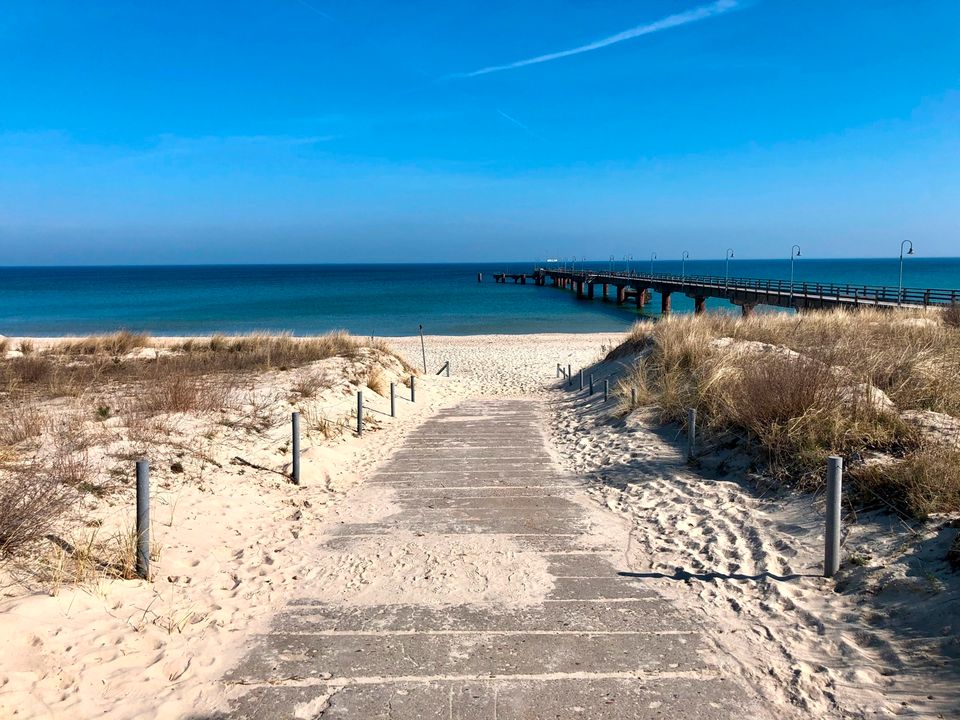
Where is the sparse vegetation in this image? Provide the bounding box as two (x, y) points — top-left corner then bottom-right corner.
(0, 466), (71, 558)
(0, 401), (44, 446)
(611, 308), (960, 515)
(0, 331), (408, 580)
(60, 331), (151, 356)
(944, 302), (960, 329)
(366, 366), (387, 395)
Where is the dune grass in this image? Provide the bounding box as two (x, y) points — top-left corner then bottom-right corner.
(611, 308), (960, 516)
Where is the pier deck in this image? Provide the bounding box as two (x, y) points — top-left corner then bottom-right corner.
(523, 268), (958, 315)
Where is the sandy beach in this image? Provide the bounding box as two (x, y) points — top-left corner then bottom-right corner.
(0, 331), (957, 718)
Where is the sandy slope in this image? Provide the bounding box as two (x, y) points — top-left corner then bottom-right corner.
(548, 350), (959, 719)
(1, 332), (957, 719)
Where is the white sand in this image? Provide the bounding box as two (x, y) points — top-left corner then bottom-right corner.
(1, 332), (957, 718)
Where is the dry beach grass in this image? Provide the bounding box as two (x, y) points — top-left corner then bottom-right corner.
(610, 307), (960, 517)
(0, 326), (956, 718)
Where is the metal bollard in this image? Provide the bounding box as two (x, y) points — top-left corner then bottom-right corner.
(291, 412), (301, 484)
(589, 373), (595, 396)
(410, 376), (416, 402)
(556, 363), (561, 378)
(567, 364), (572, 385)
(603, 379), (609, 402)
(824, 456), (843, 578)
(579, 369), (584, 391)
(687, 408), (697, 460)
(357, 391), (364, 435)
(135, 460), (150, 580)
(446, 362), (450, 377)
(390, 382), (396, 417)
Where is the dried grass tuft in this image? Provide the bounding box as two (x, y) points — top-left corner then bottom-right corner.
(60, 331), (151, 356)
(943, 303), (960, 329)
(610, 308), (956, 514)
(0, 466), (71, 558)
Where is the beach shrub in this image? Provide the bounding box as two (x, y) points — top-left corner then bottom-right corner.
(140, 374), (229, 415)
(610, 309), (956, 512)
(0, 401), (44, 446)
(366, 367), (387, 395)
(0, 466), (71, 558)
(944, 303), (960, 329)
(848, 445), (960, 519)
(60, 331), (151, 356)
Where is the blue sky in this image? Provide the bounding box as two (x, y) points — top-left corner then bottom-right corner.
(1, 0), (958, 264)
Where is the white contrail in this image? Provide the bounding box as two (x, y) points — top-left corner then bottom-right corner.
(451, 0), (740, 78)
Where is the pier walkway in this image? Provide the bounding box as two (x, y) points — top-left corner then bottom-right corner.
(527, 268), (958, 315)
(203, 400), (767, 719)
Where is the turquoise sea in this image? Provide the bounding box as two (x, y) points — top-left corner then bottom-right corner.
(0, 259), (958, 337)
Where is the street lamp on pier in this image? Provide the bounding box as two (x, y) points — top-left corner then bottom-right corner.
(681, 251), (690, 281)
(898, 240), (914, 306)
(609, 255), (614, 273)
(649, 252), (657, 276)
(789, 245), (801, 307)
(724, 248), (735, 289)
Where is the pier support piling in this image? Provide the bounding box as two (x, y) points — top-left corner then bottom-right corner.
(616, 286), (626, 305)
(587, 283), (594, 299)
(661, 291), (672, 315)
(694, 296), (706, 315)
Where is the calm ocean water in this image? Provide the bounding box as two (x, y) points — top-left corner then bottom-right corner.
(1, 259), (958, 337)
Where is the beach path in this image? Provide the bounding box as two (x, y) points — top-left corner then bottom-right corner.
(202, 399), (770, 719)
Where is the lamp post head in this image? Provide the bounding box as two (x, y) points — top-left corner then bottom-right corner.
(907, 247), (914, 256)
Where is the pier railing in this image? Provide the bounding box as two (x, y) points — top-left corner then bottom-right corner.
(537, 267), (958, 309)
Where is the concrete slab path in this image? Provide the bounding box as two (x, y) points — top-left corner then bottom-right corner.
(197, 400), (771, 719)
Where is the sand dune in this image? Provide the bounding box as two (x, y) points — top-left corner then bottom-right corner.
(0, 332), (956, 718)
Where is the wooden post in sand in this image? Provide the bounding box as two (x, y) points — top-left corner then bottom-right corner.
(567, 364), (572, 385)
(357, 392), (364, 436)
(603, 379), (609, 402)
(687, 408), (697, 461)
(579, 369), (584, 391)
(410, 376), (416, 403)
(589, 374), (595, 396)
(135, 460), (150, 579)
(824, 456), (843, 578)
(291, 412), (301, 485)
(390, 383), (396, 417)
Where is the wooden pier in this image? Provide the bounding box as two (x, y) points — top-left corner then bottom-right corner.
(505, 268), (958, 316)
